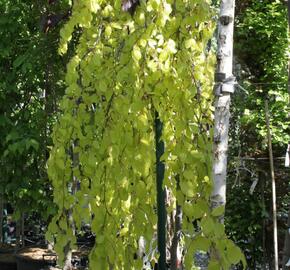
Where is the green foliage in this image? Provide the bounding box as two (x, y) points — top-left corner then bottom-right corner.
(234, 0), (289, 147)
(225, 183), (265, 268)
(0, 0), (68, 219)
(225, 0), (290, 268)
(48, 0), (245, 269)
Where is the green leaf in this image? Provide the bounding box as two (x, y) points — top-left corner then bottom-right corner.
(13, 54), (27, 68)
(227, 242), (244, 265)
(211, 205), (225, 217)
(180, 180), (195, 197)
(193, 235), (211, 251)
(132, 46), (142, 61)
(200, 216), (215, 236)
(184, 38), (197, 49)
(26, 139), (39, 151)
(208, 260), (220, 270)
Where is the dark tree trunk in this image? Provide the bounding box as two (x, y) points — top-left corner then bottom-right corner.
(170, 204), (182, 270)
(282, 206), (290, 269)
(0, 194), (3, 244)
(155, 111), (167, 270)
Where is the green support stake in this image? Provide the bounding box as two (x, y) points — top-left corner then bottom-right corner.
(155, 111), (167, 270)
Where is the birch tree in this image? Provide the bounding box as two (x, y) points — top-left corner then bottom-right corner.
(212, 0), (236, 211)
(282, 1), (290, 268)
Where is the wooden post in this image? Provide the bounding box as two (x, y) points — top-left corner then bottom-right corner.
(155, 111), (167, 270)
(260, 171), (267, 269)
(211, 0), (236, 213)
(265, 99), (279, 270)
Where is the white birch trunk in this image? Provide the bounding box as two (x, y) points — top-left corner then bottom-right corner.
(282, 1), (290, 268)
(265, 100), (279, 270)
(211, 0), (235, 211)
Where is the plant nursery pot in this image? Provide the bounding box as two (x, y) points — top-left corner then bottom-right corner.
(16, 247), (56, 270)
(0, 252), (17, 270)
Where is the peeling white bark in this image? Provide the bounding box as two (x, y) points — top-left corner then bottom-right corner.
(211, 0), (235, 210)
(265, 100), (279, 270)
(282, 1), (290, 268)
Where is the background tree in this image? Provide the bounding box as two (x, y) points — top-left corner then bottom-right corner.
(0, 0), (69, 243)
(225, 0), (290, 268)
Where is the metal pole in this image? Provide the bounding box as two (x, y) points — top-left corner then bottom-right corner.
(155, 111), (167, 270)
(265, 99), (279, 270)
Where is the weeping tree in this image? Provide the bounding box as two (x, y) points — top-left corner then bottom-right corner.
(47, 0), (245, 269)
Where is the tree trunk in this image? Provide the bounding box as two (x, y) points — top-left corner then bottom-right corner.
(21, 213), (25, 247)
(170, 203), (182, 270)
(283, 2), (290, 268)
(260, 171), (268, 269)
(155, 111), (167, 270)
(63, 241), (73, 270)
(282, 205), (290, 269)
(0, 194), (3, 244)
(169, 176), (182, 270)
(211, 0), (235, 212)
(63, 143), (80, 270)
(15, 216), (21, 248)
(287, 0), (290, 106)
(265, 100), (279, 270)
